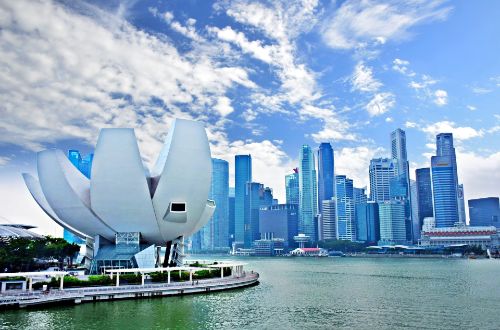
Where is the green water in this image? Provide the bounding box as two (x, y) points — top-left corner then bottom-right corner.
(1, 257), (500, 329)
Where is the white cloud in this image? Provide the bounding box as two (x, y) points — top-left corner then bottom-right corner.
(466, 105), (477, 111)
(405, 121), (417, 128)
(365, 92), (395, 116)
(409, 74), (437, 90)
(392, 58), (415, 77)
(351, 62), (382, 92)
(320, 0), (451, 50)
(422, 121), (484, 141)
(457, 151), (500, 202)
(433, 89), (448, 106)
(471, 86), (492, 94)
(385, 117), (393, 123)
(302, 105), (356, 142)
(214, 97), (234, 116)
(0, 156), (11, 166)
(0, 0), (255, 162)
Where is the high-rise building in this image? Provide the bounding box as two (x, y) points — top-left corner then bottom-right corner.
(354, 187), (368, 205)
(391, 128), (409, 182)
(458, 184), (466, 224)
(469, 197), (500, 228)
(285, 169), (300, 206)
(369, 158), (398, 202)
(336, 175), (355, 241)
(431, 133), (459, 227)
(321, 199), (337, 240)
(210, 158), (229, 250)
(317, 143), (334, 214)
(260, 187), (274, 208)
(244, 182), (262, 248)
(235, 155), (252, 244)
(259, 204), (299, 248)
(416, 168), (433, 232)
(228, 188), (235, 248)
(355, 201), (379, 243)
(378, 200), (406, 244)
(299, 145), (318, 241)
(410, 180), (420, 242)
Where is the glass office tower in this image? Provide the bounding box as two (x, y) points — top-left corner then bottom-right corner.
(379, 200), (406, 244)
(244, 182), (262, 248)
(431, 133), (459, 227)
(369, 158), (398, 202)
(285, 169), (300, 206)
(336, 175), (355, 241)
(469, 197), (500, 228)
(228, 188), (235, 248)
(299, 145), (318, 241)
(317, 143), (334, 214)
(235, 155), (252, 244)
(210, 158), (229, 250)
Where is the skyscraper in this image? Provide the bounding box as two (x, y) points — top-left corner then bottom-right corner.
(431, 133), (459, 227)
(336, 175), (355, 241)
(260, 187), (274, 208)
(416, 168), (433, 230)
(235, 155), (252, 244)
(468, 197), (500, 228)
(210, 158), (229, 250)
(391, 128), (409, 182)
(378, 200), (406, 244)
(354, 187), (368, 205)
(228, 187), (235, 248)
(285, 169), (300, 205)
(369, 158), (398, 202)
(244, 182), (262, 248)
(321, 199), (337, 240)
(317, 143), (334, 214)
(299, 145), (318, 241)
(355, 201), (379, 243)
(410, 180), (420, 241)
(457, 184), (466, 224)
(259, 204), (299, 248)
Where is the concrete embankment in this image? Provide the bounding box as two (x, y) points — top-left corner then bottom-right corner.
(0, 273), (259, 310)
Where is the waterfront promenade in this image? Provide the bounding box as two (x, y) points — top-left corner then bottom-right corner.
(0, 271), (259, 309)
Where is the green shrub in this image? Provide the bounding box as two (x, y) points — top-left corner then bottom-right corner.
(119, 273), (141, 284)
(88, 275), (112, 286)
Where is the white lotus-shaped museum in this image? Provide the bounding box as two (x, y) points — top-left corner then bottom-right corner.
(23, 119), (215, 247)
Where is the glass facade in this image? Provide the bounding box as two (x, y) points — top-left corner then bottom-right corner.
(235, 155), (252, 244)
(299, 145), (318, 242)
(355, 202), (379, 243)
(378, 201), (406, 244)
(244, 182), (262, 248)
(416, 168), (434, 228)
(469, 197), (500, 228)
(321, 199), (337, 240)
(285, 169), (300, 206)
(336, 175), (355, 241)
(369, 158), (398, 202)
(259, 204), (298, 248)
(317, 143), (334, 215)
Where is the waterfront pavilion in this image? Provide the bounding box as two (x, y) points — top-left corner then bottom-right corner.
(105, 262), (247, 287)
(0, 271), (68, 292)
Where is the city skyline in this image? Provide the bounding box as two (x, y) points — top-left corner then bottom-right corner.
(0, 0), (499, 236)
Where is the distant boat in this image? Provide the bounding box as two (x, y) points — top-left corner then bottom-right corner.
(329, 251), (346, 257)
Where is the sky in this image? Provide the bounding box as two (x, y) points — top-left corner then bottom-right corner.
(0, 0), (499, 235)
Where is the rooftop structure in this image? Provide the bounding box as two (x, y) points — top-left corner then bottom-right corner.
(0, 224), (43, 242)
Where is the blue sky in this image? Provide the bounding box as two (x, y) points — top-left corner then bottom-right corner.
(0, 0), (499, 234)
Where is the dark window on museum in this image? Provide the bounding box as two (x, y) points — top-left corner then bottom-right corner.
(171, 203), (186, 212)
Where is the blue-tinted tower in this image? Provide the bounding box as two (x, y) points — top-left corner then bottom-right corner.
(431, 133), (459, 227)
(244, 182), (262, 248)
(336, 175), (355, 241)
(235, 155), (252, 244)
(317, 143), (334, 214)
(416, 168), (433, 230)
(469, 197), (500, 228)
(209, 158), (229, 249)
(299, 145), (318, 241)
(285, 169), (300, 206)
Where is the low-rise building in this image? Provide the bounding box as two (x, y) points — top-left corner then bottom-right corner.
(420, 224), (499, 249)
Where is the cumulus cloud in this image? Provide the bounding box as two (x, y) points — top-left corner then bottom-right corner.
(433, 89), (448, 106)
(351, 62), (382, 92)
(422, 121), (484, 141)
(320, 0), (451, 50)
(214, 97), (234, 117)
(0, 0), (255, 163)
(457, 151), (500, 202)
(466, 105), (477, 111)
(365, 92), (395, 116)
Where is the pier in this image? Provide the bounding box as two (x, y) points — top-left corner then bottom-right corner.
(0, 264), (259, 310)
